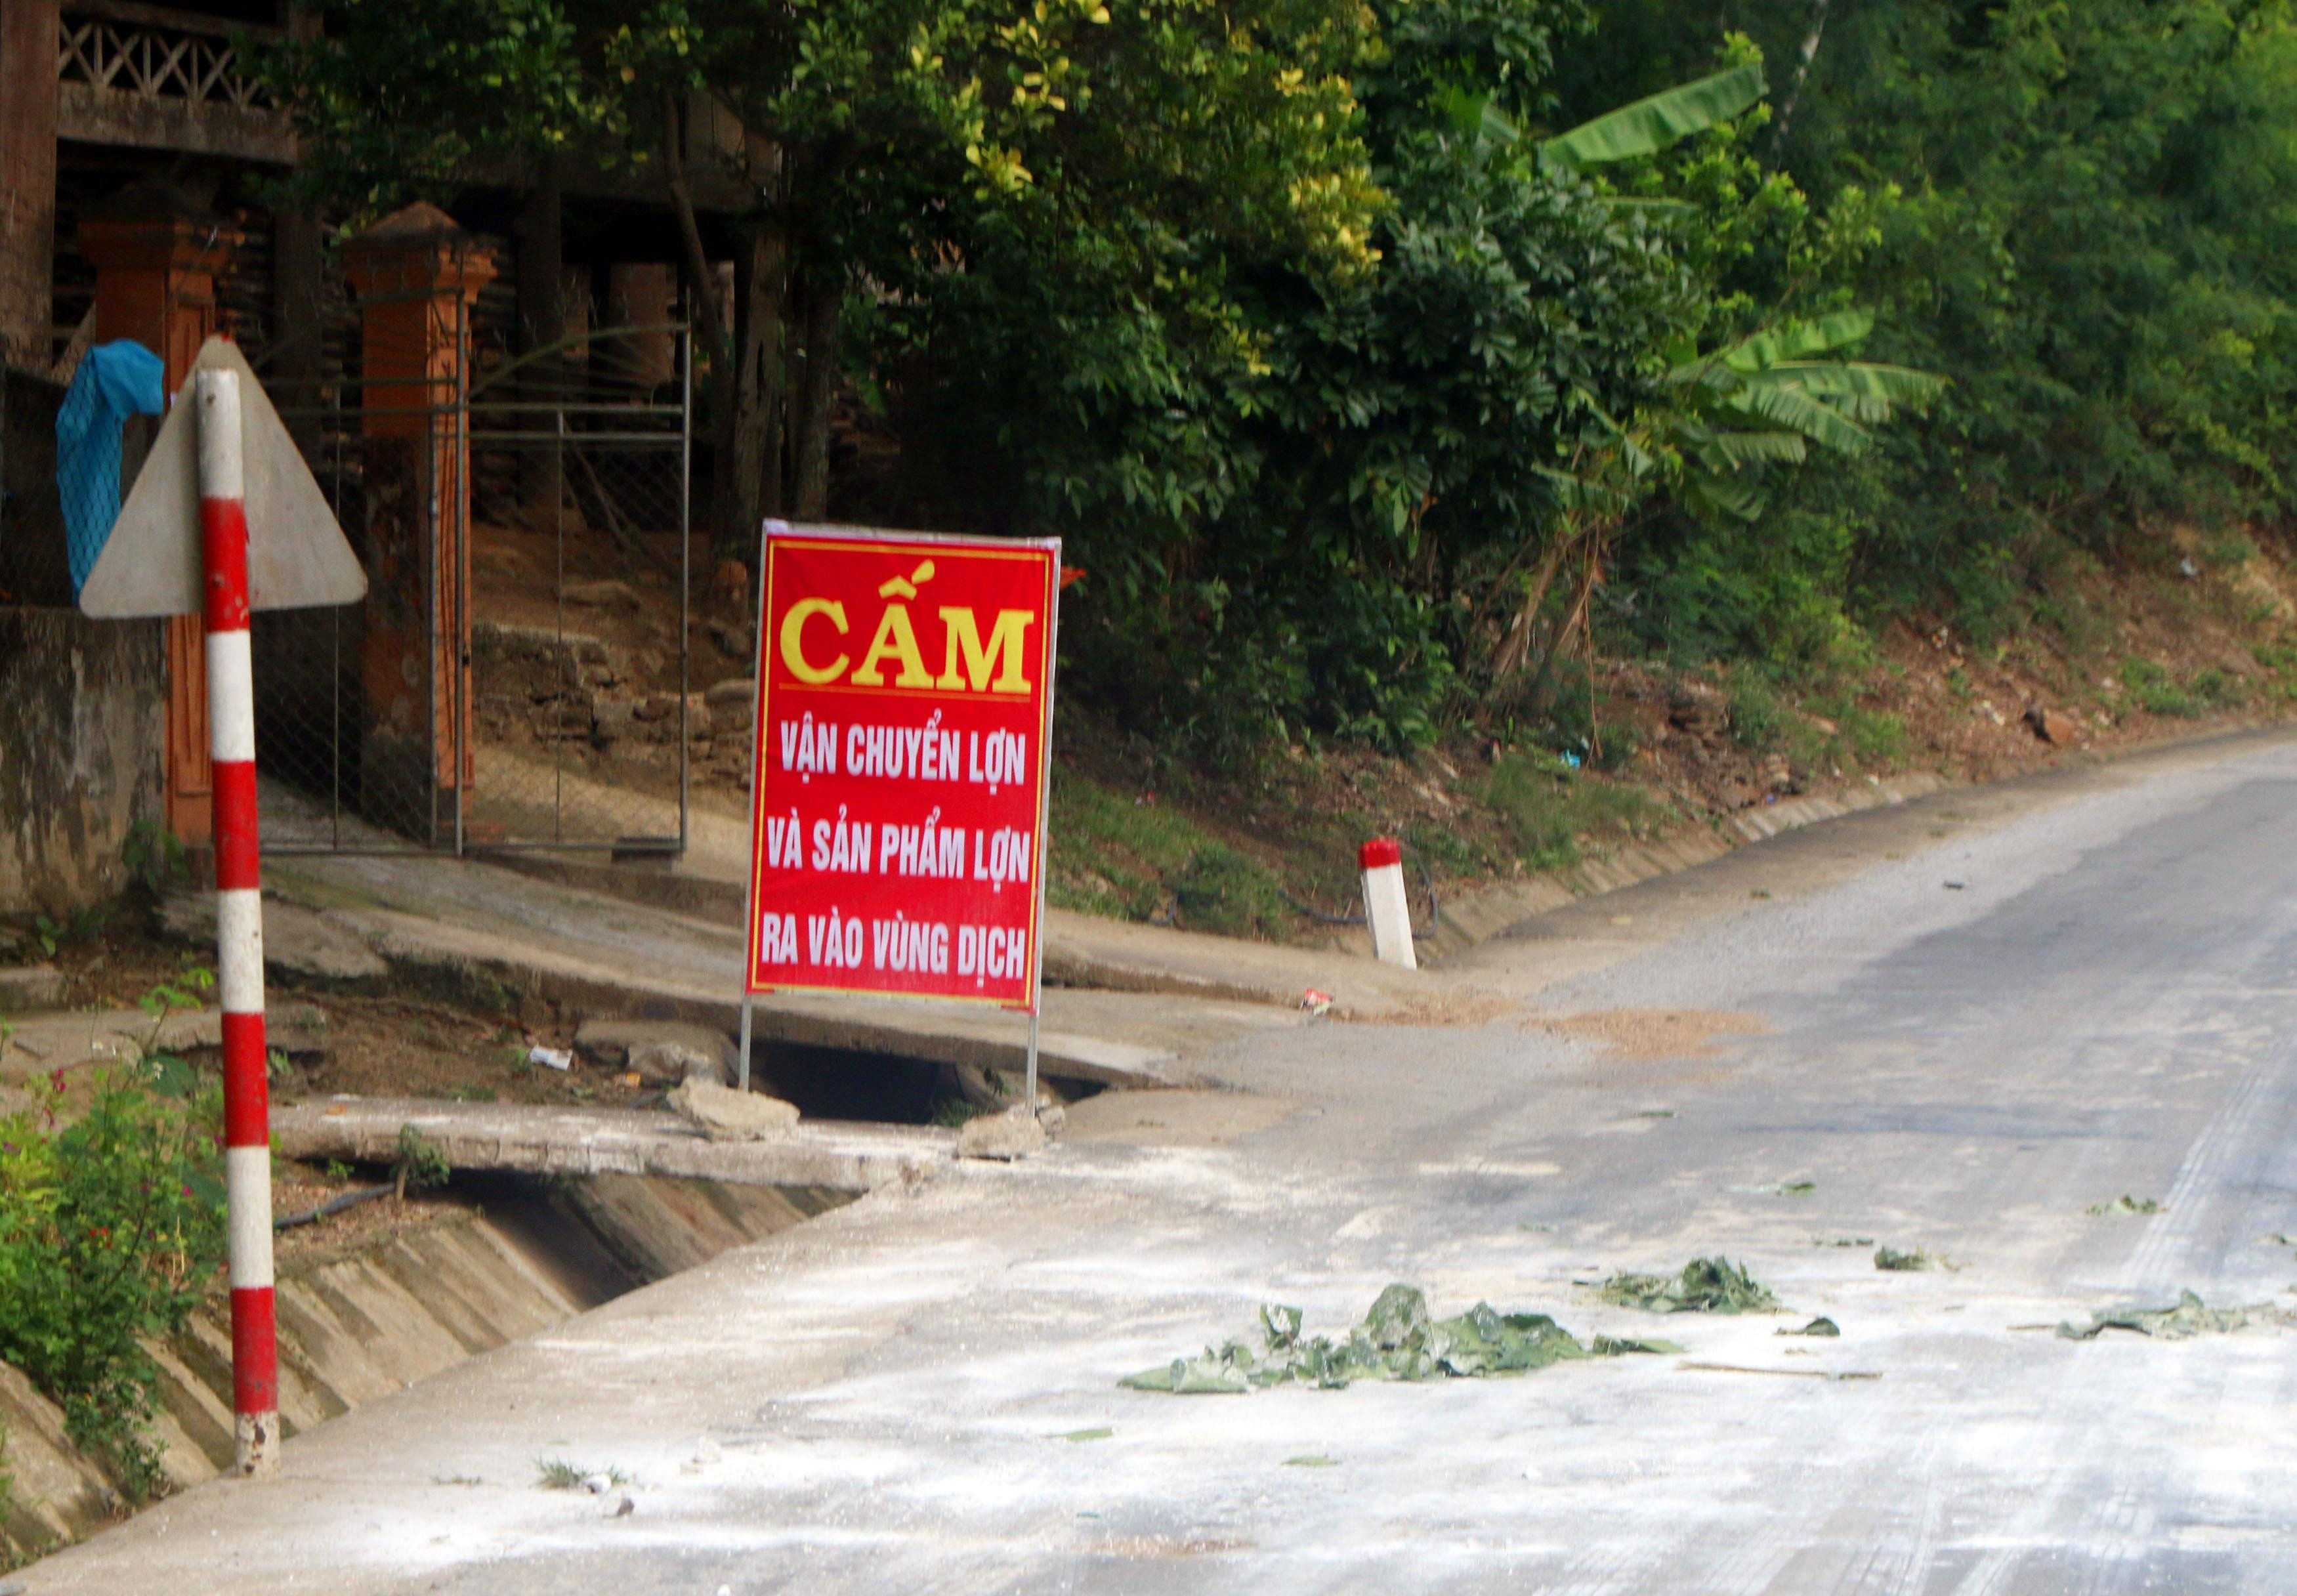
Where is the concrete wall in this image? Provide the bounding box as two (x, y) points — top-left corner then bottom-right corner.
(0, 360), (166, 915)
(0, 608), (163, 914)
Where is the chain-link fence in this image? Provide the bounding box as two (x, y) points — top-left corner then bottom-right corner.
(5, 301), (694, 858)
(255, 285), (474, 853)
(253, 310), (693, 855)
(462, 325), (693, 852)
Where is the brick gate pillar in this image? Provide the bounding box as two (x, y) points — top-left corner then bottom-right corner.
(79, 181), (243, 850)
(342, 203), (494, 841)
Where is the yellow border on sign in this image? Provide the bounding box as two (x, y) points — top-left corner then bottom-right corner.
(744, 526), (1059, 1013)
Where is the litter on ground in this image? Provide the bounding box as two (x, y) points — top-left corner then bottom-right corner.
(1599, 1257), (1779, 1314)
(2086, 1195), (2162, 1215)
(1120, 1286), (1683, 1394)
(2056, 1291), (2294, 1341)
(1874, 1246), (1938, 1272)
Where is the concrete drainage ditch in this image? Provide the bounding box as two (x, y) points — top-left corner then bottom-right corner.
(0, 1165), (856, 1562)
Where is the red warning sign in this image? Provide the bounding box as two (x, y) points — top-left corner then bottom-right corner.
(744, 524), (1060, 1010)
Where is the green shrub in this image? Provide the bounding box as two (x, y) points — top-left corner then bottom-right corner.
(2122, 658), (2199, 717)
(1723, 667), (1785, 752)
(2199, 531), (2260, 570)
(392, 1125), (451, 1195)
(2255, 642), (2297, 702)
(2189, 667), (2245, 709)
(120, 822), (191, 904)
(0, 1060), (224, 1500)
(1838, 705), (1908, 768)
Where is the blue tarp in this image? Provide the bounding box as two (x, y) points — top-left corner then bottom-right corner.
(56, 340), (165, 596)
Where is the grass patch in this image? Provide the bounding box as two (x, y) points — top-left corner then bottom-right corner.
(536, 1458), (629, 1490)
(1404, 821), (1481, 876)
(1047, 770), (1292, 937)
(1485, 754), (1675, 872)
(1798, 695), (1907, 772)
(1170, 844), (1292, 938)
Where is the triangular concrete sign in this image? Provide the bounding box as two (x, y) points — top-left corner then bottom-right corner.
(81, 335), (367, 618)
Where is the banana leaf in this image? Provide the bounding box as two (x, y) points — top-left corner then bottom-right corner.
(1540, 62), (1767, 173)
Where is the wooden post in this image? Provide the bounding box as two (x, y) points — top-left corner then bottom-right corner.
(514, 158), (564, 525)
(78, 181), (242, 852)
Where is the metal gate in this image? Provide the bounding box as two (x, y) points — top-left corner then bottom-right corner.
(254, 322), (693, 856)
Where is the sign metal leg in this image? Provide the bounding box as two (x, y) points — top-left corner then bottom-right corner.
(738, 994), (753, 1093)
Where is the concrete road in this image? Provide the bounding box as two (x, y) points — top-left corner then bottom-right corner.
(25, 730), (2297, 1593)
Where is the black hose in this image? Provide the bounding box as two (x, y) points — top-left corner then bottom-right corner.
(1284, 852), (1442, 939)
(274, 1183), (397, 1232)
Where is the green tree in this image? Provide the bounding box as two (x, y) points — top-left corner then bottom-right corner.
(893, 10), (1916, 753)
(260, 0), (1381, 540)
(1564, 1), (2297, 645)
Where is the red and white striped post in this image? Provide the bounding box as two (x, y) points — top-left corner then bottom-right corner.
(198, 367), (279, 1477)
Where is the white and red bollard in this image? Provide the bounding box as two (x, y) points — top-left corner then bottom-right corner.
(198, 368), (279, 1477)
(1359, 836), (1417, 970)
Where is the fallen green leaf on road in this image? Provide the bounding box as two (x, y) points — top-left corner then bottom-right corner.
(1284, 1455), (1339, 1467)
(1591, 1334), (1687, 1354)
(1055, 1427), (1114, 1442)
(1775, 1181), (1817, 1196)
(2086, 1196), (2161, 1216)
(2055, 1290), (2294, 1341)
(1874, 1247), (1936, 1272)
(1120, 1286), (1676, 1394)
(1811, 1236), (1874, 1248)
(1601, 1256), (1780, 1314)
(1778, 1316), (1840, 1337)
